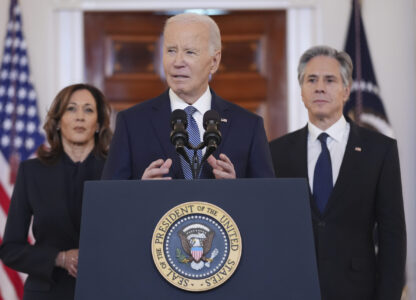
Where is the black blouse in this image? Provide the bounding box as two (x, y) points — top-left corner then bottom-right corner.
(63, 152), (98, 235)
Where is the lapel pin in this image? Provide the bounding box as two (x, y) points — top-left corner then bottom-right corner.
(221, 118), (228, 123)
(354, 147), (362, 152)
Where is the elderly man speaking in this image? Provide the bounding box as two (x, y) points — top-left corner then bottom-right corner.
(102, 13), (274, 180)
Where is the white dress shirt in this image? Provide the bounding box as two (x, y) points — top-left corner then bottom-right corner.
(169, 87), (211, 153)
(307, 116), (350, 192)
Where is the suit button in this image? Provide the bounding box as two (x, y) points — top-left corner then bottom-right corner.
(318, 221), (326, 227)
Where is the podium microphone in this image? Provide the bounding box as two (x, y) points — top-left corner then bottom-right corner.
(202, 110), (222, 162)
(170, 109), (190, 163)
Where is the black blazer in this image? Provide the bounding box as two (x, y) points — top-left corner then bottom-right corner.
(102, 89), (275, 180)
(0, 154), (105, 300)
(269, 122), (406, 300)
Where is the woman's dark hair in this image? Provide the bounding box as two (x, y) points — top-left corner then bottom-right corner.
(37, 83), (112, 164)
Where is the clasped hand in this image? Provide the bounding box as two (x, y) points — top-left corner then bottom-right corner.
(56, 249), (79, 278)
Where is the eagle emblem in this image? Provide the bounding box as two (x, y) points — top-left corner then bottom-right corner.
(177, 223), (219, 270)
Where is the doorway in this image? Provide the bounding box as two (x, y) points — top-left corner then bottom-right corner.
(84, 11), (287, 139)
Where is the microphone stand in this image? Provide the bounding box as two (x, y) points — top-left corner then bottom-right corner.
(187, 137), (220, 179)
(172, 139), (204, 180)
(187, 142), (205, 179)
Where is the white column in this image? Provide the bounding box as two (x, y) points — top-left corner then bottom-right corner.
(286, 7), (316, 131)
(54, 10), (84, 90)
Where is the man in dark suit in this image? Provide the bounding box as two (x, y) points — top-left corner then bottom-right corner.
(102, 13), (274, 180)
(270, 46), (406, 300)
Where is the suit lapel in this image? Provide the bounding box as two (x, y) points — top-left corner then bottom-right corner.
(322, 122), (363, 216)
(150, 91), (184, 179)
(292, 126), (322, 215)
(210, 90), (231, 156)
(287, 126), (309, 180)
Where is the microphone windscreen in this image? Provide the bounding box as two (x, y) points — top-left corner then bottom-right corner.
(171, 109), (187, 128)
(203, 110), (220, 130)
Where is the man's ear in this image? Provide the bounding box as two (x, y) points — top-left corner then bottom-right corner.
(210, 50), (221, 74)
(343, 84), (351, 103)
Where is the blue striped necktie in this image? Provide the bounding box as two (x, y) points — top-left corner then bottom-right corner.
(180, 106), (202, 179)
(313, 133), (333, 213)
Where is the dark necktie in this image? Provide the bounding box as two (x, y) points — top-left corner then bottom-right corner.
(313, 133), (333, 213)
(180, 106), (202, 179)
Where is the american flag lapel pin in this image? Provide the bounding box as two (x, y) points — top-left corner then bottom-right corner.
(221, 118), (228, 123)
(354, 147), (362, 152)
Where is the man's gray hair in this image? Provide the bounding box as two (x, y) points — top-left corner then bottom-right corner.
(163, 13), (222, 55)
(297, 45), (353, 87)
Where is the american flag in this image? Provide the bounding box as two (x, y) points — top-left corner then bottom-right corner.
(0, 0), (45, 299)
(343, 0), (394, 138)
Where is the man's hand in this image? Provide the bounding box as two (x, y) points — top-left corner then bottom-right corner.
(142, 159), (172, 180)
(207, 154), (236, 179)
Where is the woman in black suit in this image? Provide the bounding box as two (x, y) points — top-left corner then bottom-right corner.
(0, 83), (112, 300)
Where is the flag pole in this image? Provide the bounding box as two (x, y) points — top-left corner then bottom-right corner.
(353, 0), (363, 125)
(8, 0), (20, 185)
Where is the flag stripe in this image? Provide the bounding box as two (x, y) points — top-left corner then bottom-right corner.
(0, 184), (11, 214)
(0, 237), (24, 299)
(0, 199), (22, 300)
(0, 263), (18, 300)
(0, 149), (13, 197)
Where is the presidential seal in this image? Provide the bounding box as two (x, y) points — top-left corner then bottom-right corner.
(151, 201), (242, 292)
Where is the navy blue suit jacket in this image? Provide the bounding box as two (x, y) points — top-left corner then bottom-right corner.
(270, 122), (406, 300)
(102, 89), (274, 179)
